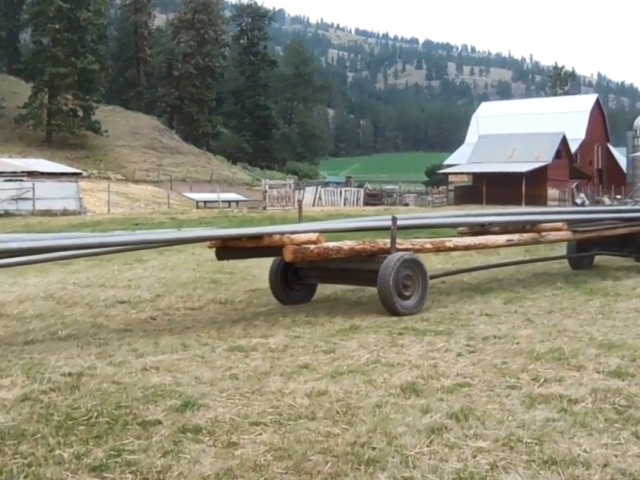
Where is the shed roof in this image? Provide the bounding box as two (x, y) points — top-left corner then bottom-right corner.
(439, 162), (547, 174)
(445, 94), (601, 165)
(466, 132), (566, 164)
(607, 144), (627, 173)
(0, 157), (83, 174)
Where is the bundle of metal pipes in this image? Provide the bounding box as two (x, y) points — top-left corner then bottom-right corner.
(3, 206), (640, 269)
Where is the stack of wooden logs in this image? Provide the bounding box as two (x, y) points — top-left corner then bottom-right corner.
(208, 221), (640, 263)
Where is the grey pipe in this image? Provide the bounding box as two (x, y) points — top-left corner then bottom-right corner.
(4, 211), (640, 255)
(0, 243), (179, 269)
(0, 227), (213, 242)
(313, 205), (640, 225)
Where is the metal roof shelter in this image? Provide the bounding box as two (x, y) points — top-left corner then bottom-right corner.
(181, 192), (252, 208)
(0, 157), (83, 176)
(445, 94), (602, 166)
(439, 132), (568, 174)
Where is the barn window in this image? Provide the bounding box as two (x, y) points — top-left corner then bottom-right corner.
(554, 148), (562, 160)
(574, 152), (580, 164)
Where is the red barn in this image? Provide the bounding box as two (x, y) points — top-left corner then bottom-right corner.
(440, 94), (627, 205)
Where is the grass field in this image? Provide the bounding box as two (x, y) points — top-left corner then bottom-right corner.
(2, 209), (640, 479)
(320, 152), (449, 182)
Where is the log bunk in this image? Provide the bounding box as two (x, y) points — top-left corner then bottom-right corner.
(209, 219), (640, 317)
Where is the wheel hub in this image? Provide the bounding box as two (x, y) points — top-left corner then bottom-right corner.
(396, 267), (419, 299)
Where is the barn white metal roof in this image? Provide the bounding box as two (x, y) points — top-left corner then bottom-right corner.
(445, 94), (601, 165)
(439, 162), (547, 174)
(607, 144), (627, 173)
(0, 157), (83, 174)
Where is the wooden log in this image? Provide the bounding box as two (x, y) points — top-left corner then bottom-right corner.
(282, 225), (640, 262)
(457, 223), (567, 235)
(207, 232), (323, 249)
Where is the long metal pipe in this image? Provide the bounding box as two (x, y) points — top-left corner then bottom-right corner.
(313, 205), (640, 224)
(0, 243), (180, 269)
(5, 211), (640, 255)
(0, 227), (213, 242)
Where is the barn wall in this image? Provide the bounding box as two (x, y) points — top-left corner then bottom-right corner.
(579, 101), (626, 189)
(452, 169), (548, 206)
(524, 167), (548, 205)
(546, 139), (572, 190)
(0, 181), (83, 214)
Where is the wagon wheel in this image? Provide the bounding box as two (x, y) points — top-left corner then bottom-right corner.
(566, 240), (595, 271)
(377, 252), (429, 316)
(269, 257), (318, 306)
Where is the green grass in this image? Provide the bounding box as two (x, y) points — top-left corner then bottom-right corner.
(320, 152), (449, 182)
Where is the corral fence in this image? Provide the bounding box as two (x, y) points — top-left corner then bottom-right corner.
(261, 179), (448, 210)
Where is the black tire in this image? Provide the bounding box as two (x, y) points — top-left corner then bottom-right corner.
(566, 240), (595, 271)
(268, 257), (318, 306)
(376, 252), (429, 316)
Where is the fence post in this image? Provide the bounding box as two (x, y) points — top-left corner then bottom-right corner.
(217, 185), (221, 209)
(31, 182), (36, 212)
(131, 168), (136, 181)
(107, 182), (111, 213)
(166, 186), (171, 209)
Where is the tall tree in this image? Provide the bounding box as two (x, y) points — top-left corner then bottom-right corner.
(0, 0), (26, 74)
(158, 0), (227, 151)
(106, 0), (155, 112)
(272, 38), (330, 164)
(16, 0), (108, 144)
(546, 63), (577, 96)
(226, 1), (279, 168)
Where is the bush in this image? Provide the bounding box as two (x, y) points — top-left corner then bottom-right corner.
(423, 162), (446, 187)
(283, 161), (321, 180)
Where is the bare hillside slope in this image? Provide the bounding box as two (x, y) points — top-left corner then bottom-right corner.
(0, 75), (258, 184)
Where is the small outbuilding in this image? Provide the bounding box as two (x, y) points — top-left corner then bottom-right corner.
(0, 157), (84, 214)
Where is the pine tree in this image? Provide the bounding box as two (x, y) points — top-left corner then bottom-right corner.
(226, 1), (279, 168)
(272, 38), (330, 164)
(158, 0), (227, 150)
(0, 0), (26, 74)
(106, 0), (155, 112)
(16, 0), (108, 144)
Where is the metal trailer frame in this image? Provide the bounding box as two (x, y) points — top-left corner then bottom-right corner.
(216, 218), (640, 317)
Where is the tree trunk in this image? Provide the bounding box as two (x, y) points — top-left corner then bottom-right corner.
(282, 225), (640, 262)
(208, 232), (323, 249)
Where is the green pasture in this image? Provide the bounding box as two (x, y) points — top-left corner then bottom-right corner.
(319, 152), (448, 181)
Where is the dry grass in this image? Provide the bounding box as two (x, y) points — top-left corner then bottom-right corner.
(0, 74), (255, 183)
(2, 217), (640, 478)
(80, 179), (193, 214)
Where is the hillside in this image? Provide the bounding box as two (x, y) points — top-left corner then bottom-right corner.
(277, 16), (638, 108)
(0, 75), (260, 184)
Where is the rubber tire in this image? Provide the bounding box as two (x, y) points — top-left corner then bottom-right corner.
(377, 252), (429, 317)
(566, 240), (595, 271)
(268, 257), (318, 306)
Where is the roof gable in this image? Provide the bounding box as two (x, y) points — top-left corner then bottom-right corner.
(467, 132), (567, 164)
(463, 94), (600, 145)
